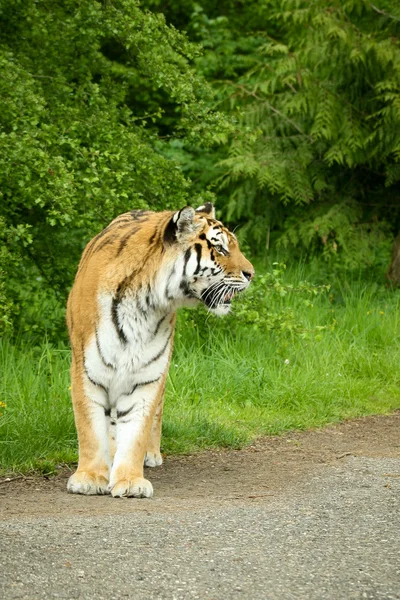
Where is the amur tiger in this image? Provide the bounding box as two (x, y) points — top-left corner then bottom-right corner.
(66, 203), (254, 498)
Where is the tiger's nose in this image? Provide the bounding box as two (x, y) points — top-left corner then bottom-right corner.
(242, 270), (254, 281)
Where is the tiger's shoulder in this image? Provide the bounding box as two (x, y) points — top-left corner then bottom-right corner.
(79, 209), (172, 267)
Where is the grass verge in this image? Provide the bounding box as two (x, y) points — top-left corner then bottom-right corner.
(1, 269), (399, 473)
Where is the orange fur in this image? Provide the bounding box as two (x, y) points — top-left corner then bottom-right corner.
(67, 205), (253, 497)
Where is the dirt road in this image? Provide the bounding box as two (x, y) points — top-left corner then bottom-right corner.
(1, 413), (399, 599)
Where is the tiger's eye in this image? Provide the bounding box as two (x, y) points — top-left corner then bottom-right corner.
(215, 245), (228, 256)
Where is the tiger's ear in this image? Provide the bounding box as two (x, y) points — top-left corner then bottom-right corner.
(164, 206), (200, 245)
(195, 202), (215, 219)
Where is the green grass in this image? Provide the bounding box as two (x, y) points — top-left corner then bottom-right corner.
(1, 269), (399, 473)
(0, 342), (76, 474)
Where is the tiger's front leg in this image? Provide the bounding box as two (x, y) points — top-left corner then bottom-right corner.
(109, 378), (165, 498)
(67, 360), (111, 495)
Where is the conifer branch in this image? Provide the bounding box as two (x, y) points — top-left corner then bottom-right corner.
(368, 3), (400, 22)
(227, 82), (314, 142)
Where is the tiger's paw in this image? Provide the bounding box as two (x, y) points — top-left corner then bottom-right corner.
(110, 477), (154, 498)
(67, 471), (109, 495)
(144, 451), (163, 468)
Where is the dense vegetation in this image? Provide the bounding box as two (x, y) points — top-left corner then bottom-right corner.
(156, 0), (400, 269)
(1, 0), (400, 337)
(0, 0), (228, 335)
(1, 1), (399, 471)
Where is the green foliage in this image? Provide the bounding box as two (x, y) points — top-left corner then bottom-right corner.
(180, 263), (331, 340)
(230, 263), (331, 336)
(0, 0), (228, 335)
(278, 200), (393, 271)
(217, 1), (400, 261)
(2, 0), (400, 338)
(148, 0), (400, 265)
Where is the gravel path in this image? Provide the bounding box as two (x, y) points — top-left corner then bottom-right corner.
(1, 415), (400, 599)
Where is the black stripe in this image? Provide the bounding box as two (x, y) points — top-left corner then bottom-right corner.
(117, 404), (135, 419)
(137, 376), (161, 388)
(88, 376), (107, 392)
(165, 266), (176, 300)
(77, 219), (132, 271)
(95, 329), (115, 369)
(122, 377), (161, 398)
(149, 223), (162, 246)
(142, 332), (172, 368)
(116, 271), (138, 296)
(134, 287), (147, 317)
(183, 247), (192, 276)
(104, 407), (111, 417)
(111, 295), (127, 344)
(130, 209), (149, 221)
(154, 315), (166, 336)
(89, 223), (115, 246)
(145, 284), (155, 310)
(84, 365), (108, 393)
(93, 236), (117, 254)
(92, 217), (136, 243)
(149, 230), (157, 245)
(193, 243), (202, 275)
(116, 226), (140, 256)
(115, 216), (137, 224)
(90, 219), (132, 250)
(117, 377), (161, 418)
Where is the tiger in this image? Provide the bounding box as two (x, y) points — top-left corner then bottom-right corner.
(66, 202), (254, 498)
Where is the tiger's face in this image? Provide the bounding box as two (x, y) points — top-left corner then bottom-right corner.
(164, 203), (254, 315)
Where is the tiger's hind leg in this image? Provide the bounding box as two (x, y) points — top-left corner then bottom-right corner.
(144, 327), (173, 469)
(144, 378), (166, 468)
(67, 359), (111, 495)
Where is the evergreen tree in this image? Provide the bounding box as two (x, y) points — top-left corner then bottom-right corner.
(147, 0), (400, 269)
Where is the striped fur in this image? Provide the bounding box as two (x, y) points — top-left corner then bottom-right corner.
(67, 204), (254, 498)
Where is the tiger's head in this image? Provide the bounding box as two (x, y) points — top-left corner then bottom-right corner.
(163, 203), (254, 315)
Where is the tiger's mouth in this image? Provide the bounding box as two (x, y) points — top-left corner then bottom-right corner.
(222, 291), (235, 305)
(201, 283), (242, 310)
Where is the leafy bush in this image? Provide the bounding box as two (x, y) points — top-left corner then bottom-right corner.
(178, 263), (331, 344)
(0, 0), (228, 335)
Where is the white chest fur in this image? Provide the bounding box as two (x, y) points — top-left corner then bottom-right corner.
(84, 292), (173, 409)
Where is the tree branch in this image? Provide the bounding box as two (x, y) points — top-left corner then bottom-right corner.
(368, 3), (400, 22)
(223, 81), (314, 142)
